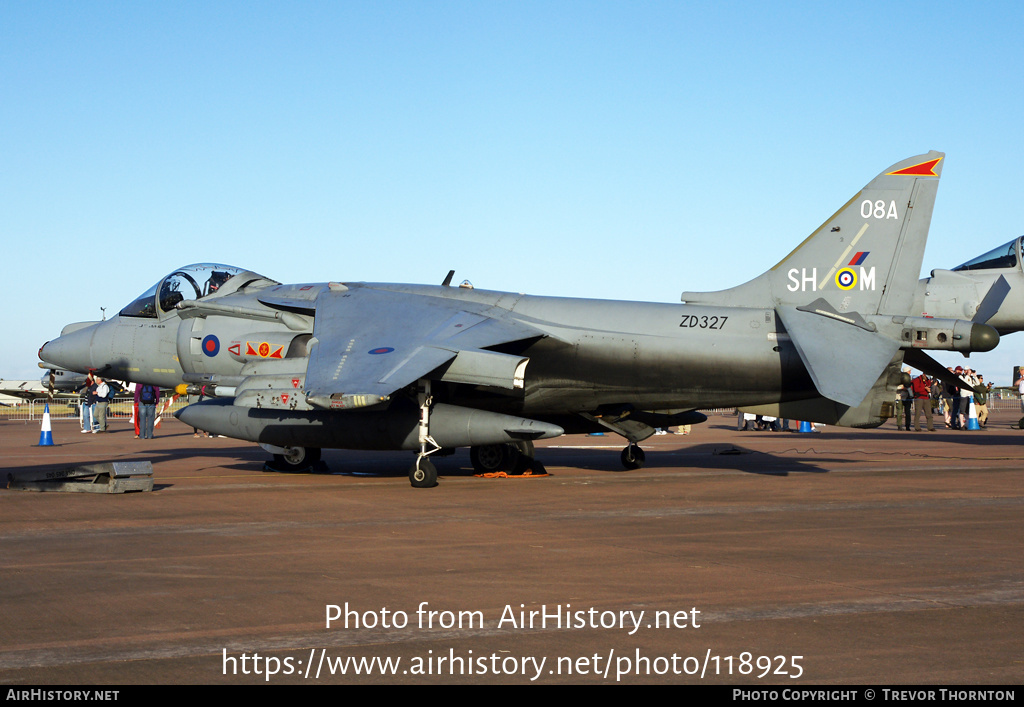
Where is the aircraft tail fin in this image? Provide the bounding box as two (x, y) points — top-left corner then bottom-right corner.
(683, 152), (945, 408)
(682, 151), (944, 314)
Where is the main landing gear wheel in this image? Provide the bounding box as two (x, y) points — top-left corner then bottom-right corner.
(409, 457), (438, 488)
(272, 446), (321, 472)
(470, 440), (535, 474)
(620, 444), (646, 471)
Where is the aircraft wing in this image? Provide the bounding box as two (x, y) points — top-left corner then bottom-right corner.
(0, 380), (76, 401)
(0, 385), (47, 401)
(303, 286), (545, 409)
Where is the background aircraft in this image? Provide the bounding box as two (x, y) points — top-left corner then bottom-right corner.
(39, 152), (1017, 487)
(0, 380), (53, 403)
(40, 366), (89, 395)
(0, 366), (89, 402)
(917, 236), (1024, 335)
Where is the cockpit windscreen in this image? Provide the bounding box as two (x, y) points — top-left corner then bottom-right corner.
(118, 264), (247, 318)
(952, 238), (1021, 272)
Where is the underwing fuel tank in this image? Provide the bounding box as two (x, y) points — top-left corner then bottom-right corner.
(175, 399), (563, 451)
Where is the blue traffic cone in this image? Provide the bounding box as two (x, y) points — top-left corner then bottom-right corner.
(798, 420), (814, 433)
(38, 403), (54, 446)
(966, 400), (981, 430)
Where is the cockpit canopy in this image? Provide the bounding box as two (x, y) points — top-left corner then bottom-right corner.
(119, 264), (264, 318)
(952, 237), (1023, 272)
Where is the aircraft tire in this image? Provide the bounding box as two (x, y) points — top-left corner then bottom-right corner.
(620, 444), (646, 471)
(272, 446), (321, 472)
(512, 439), (535, 459)
(410, 458), (438, 488)
(471, 441), (536, 473)
(470, 444), (511, 473)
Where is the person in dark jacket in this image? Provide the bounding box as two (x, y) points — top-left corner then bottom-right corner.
(79, 373), (97, 433)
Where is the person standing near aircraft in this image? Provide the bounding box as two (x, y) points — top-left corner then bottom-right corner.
(944, 369), (961, 429)
(79, 373), (96, 433)
(959, 368), (976, 429)
(1015, 368), (1024, 419)
(929, 378), (942, 418)
(93, 376), (109, 433)
(135, 383), (160, 439)
(911, 373), (935, 432)
(973, 374), (990, 428)
(897, 369), (912, 430)
(131, 383), (140, 438)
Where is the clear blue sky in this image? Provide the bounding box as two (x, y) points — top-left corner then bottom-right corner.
(3, 1), (1023, 382)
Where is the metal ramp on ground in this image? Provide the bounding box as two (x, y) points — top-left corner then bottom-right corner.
(7, 461), (154, 493)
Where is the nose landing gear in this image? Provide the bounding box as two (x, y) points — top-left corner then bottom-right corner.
(409, 380), (441, 488)
(409, 456), (438, 488)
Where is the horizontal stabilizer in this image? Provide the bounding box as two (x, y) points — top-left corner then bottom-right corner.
(902, 349), (976, 393)
(777, 305), (899, 407)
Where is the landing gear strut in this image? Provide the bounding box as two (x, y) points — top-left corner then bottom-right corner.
(409, 380), (440, 488)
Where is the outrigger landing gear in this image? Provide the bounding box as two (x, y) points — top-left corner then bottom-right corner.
(578, 411), (649, 473)
(620, 443), (646, 471)
(409, 380), (441, 488)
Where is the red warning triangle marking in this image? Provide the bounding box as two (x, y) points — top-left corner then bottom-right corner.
(887, 158), (941, 176)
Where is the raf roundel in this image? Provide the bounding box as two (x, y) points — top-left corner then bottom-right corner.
(202, 334), (220, 357)
(835, 268), (857, 291)
(368, 347), (395, 355)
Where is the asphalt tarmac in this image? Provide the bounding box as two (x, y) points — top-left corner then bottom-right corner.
(1, 411), (1021, 685)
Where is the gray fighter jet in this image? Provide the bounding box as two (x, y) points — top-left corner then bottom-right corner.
(0, 367), (87, 401)
(38, 152), (1011, 487)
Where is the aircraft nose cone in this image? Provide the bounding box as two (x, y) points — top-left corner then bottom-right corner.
(38, 326), (99, 373)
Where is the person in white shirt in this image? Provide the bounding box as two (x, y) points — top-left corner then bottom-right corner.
(93, 377), (110, 433)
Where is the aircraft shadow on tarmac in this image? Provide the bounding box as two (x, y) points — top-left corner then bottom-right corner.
(310, 444), (836, 479)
